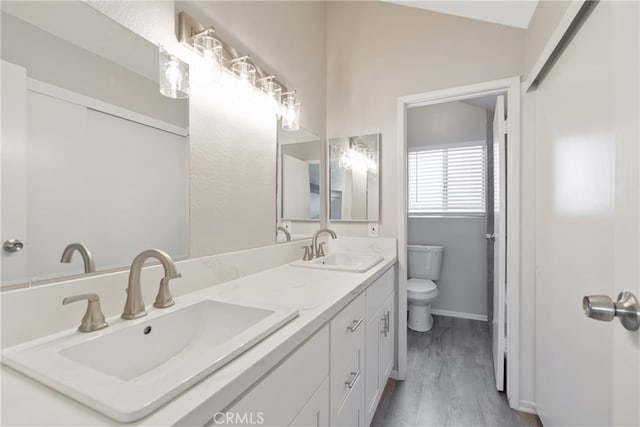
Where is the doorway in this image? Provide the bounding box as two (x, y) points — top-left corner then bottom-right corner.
(395, 77), (521, 408)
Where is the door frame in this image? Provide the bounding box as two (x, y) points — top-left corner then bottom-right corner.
(395, 76), (521, 408)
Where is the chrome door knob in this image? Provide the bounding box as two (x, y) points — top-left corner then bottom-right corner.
(583, 292), (640, 331)
(3, 239), (24, 253)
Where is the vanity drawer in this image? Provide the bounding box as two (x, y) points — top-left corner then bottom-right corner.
(365, 266), (394, 320)
(330, 293), (365, 360)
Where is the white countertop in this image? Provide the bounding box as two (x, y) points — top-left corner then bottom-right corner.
(1, 249), (397, 426)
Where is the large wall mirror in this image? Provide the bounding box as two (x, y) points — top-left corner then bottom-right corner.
(329, 134), (380, 221)
(1, 2), (189, 288)
(276, 127), (321, 242)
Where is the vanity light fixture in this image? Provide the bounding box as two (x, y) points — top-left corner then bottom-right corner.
(340, 138), (377, 171)
(158, 46), (189, 99)
(177, 11), (302, 124)
(281, 91), (301, 132)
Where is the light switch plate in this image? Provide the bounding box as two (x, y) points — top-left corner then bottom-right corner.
(368, 222), (379, 237)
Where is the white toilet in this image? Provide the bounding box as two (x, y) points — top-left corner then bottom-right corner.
(407, 244), (444, 332)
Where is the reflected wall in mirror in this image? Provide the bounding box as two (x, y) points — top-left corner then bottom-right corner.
(329, 134), (380, 221)
(1, 2), (189, 288)
(276, 127), (321, 243)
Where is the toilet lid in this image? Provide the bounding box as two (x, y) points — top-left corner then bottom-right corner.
(407, 278), (437, 293)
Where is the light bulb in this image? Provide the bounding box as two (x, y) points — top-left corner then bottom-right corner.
(165, 61), (182, 95)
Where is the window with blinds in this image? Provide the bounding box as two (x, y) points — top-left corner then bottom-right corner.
(408, 143), (486, 216)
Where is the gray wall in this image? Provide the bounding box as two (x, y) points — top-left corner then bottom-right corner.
(407, 101), (489, 318)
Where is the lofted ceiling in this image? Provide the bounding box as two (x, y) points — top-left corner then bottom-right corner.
(383, 1), (538, 29)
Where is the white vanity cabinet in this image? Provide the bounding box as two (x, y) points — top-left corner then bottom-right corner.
(329, 293), (366, 426)
(221, 325), (330, 427)
(329, 265), (396, 427)
(215, 265), (396, 427)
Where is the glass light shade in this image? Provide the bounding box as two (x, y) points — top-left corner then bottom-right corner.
(193, 30), (223, 84)
(232, 59), (256, 99)
(261, 78), (282, 114)
(159, 46), (189, 99)
(281, 98), (301, 131)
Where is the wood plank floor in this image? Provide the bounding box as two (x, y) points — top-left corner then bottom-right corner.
(371, 316), (542, 427)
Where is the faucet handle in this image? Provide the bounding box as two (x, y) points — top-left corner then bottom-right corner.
(302, 246), (313, 261)
(153, 274), (180, 309)
(317, 242), (326, 257)
(62, 293), (108, 333)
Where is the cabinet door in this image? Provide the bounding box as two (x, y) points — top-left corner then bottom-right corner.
(332, 366), (364, 427)
(290, 377), (329, 427)
(364, 307), (384, 426)
(379, 295), (394, 384)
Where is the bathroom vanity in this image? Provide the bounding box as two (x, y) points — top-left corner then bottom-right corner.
(1, 238), (397, 426)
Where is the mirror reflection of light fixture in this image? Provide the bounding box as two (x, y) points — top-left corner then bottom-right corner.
(339, 138), (377, 171)
(231, 56), (256, 100)
(260, 76), (282, 116)
(281, 92), (301, 131)
(193, 28), (223, 82)
(158, 46), (189, 99)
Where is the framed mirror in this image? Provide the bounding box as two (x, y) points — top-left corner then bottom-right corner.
(276, 127), (321, 242)
(329, 133), (380, 221)
(1, 2), (189, 288)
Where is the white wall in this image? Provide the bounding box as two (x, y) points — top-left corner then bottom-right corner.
(87, 1), (327, 256)
(326, 0), (524, 237)
(407, 101), (489, 318)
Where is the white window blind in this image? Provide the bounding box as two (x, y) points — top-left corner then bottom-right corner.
(408, 143), (486, 216)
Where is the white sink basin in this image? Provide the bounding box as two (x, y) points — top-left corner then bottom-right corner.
(2, 299), (298, 422)
(292, 253), (384, 273)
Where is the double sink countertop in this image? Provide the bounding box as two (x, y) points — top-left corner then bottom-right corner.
(1, 242), (397, 426)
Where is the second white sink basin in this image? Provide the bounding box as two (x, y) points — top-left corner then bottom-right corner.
(292, 253), (384, 273)
(2, 299), (298, 422)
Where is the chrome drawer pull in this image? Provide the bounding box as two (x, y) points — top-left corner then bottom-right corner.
(345, 370), (361, 389)
(348, 318), (363, 332)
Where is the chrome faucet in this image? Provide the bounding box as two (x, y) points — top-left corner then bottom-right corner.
(311, 228), (337, 258)
(277, 226), (291, 242)
(60, 243), (96, 273)
(122, 249), (181, 319)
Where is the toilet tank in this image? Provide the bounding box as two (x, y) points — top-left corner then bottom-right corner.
(407, 245), (444, 280)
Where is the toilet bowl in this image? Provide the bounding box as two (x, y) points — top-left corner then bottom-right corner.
(407, 244), (444, 332)
(407, 278), (438, 331)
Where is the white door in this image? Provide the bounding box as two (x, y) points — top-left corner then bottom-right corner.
(535, 1), (639, 425)
(492, 95), (507, 392)
(1, 61), (29, 286)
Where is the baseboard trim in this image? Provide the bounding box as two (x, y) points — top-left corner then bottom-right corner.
(517, 400), (537, 414)
(431, 309), (488, 322)
(390, 369), (401, 380)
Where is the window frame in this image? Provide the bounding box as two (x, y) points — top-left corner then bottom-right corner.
(407, 140), (487, 218)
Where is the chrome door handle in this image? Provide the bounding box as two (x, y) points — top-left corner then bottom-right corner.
(3, 239), (24, 253)
(345, 370), (361, 389)
(348, 318), (363, 332)
(485, 233), (495, 241)
(583, 291), (640, 331)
